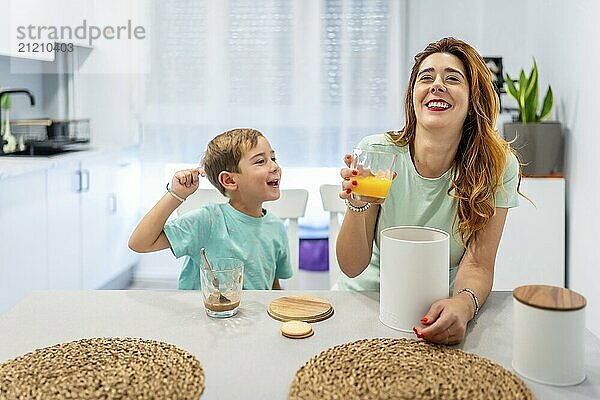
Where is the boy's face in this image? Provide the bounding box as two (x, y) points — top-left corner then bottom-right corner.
(233, 136), (281, 202)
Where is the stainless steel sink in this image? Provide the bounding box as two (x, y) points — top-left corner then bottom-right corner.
(0, 138), (90, 157)
(0, 148), (82, 157)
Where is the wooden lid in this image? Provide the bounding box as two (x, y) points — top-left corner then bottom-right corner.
(513, 285), (586, 311)
(267, 296), (334, 323)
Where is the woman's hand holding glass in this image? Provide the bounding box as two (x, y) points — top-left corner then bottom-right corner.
(340, 150), (397, 205)
(339, 154), (369, 207)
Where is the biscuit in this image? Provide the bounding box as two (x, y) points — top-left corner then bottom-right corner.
(280, 321), (314, 339)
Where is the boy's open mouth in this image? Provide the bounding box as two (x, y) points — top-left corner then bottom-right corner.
(267, 179), (280, 188)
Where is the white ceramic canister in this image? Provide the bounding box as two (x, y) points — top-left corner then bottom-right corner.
(513, 284), (587, 386)
(379, 226), (449, 332)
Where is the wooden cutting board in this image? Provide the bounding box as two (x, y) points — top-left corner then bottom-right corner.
(267, 296), (334, 323)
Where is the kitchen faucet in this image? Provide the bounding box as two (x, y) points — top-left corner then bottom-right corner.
(0, 88), (36, 155)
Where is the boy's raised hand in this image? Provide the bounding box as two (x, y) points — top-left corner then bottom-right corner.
(171, 168), (205, 200)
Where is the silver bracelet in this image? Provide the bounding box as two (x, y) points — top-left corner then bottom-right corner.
(166, 182), (185, 202)
(345, 198), (370, 213)
(456, 288), (479, 319)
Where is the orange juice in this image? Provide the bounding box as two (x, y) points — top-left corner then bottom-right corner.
(353, 175), (392, 199)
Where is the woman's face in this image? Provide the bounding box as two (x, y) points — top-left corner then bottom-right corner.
(412, 52), (469, 135)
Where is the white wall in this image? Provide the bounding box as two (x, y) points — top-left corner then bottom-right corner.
(0, 57), (46, 119)
(76, 0), (146, 148)
(406, 0), (600, 336)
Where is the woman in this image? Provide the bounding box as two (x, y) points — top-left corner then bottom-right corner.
(337, 37), (521, 345)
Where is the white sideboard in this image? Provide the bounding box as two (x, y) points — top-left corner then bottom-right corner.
(494, 178), (565, 291)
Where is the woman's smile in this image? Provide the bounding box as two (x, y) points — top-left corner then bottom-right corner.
(425, 98), (452, 111)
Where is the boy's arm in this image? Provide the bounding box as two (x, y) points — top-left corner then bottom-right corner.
(272, 279), (282, 290)
(128, 194), (184, 252)
(129, 168), (204, 253)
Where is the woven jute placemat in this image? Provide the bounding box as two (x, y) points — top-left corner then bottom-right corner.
(0, 337), (205, 400)
(289, 338), (534, 400)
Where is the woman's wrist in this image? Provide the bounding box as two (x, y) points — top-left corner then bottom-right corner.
(454, 289), (479, 320)
(348, 198), (368, 207)
(345, 198), (370, 213)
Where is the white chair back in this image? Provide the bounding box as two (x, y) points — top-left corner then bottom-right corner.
(264, 189), (309, 289)
(176, 188), (308, 290)
(319, 184), (346, 289)
(176, 188), (228, 217)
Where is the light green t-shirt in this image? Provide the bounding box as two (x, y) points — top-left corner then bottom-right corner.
(337, 134), (520, 291)
(164, 202), (292, 290)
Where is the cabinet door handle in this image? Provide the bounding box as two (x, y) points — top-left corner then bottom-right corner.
(108, 193), (117, 214)
(81, 169), (90, 192)
(76, 170), (83, 192)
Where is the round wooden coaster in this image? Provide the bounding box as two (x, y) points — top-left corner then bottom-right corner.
(288, 338), (534, 400)
(269, 306), (334, 323)
(268, 296), (333, 323)
(0, 337), (205, 399)
(281, 321), (313, 339)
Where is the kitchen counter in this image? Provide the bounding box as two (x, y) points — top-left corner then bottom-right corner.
(0, 145), (139, 179)
(0, 148), (100, 179)
(1, 290), (599, 399)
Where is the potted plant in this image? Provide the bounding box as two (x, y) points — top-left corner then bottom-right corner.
(503, 59), (562, 176)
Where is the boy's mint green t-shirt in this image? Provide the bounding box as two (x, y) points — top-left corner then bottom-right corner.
(337, 134), (520, 291)
(164, 203), (292, 290)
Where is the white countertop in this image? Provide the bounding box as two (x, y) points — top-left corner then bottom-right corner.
(0, 150), (95, 179)
(1, 290), (598, 399)
(0, 146), (138, 179)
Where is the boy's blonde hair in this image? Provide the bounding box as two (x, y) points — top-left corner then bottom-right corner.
(202, 128), (264, 196)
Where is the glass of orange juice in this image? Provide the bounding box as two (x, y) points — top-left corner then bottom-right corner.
(350, 148), (396, 204)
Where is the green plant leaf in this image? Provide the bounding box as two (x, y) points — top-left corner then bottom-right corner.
(505, 73), (519, 100)
(524, 61), (537, 101)
(506, 58), (553, 123)
(529, 85), (539, 122)
(518, 70), (529, 122)
(539, 85), (554, 121)
(525, 63), (539, 121)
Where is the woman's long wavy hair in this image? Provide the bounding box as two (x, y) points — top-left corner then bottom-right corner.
(388, 37), (522, 245)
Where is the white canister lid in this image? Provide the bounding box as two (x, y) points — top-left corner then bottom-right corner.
(513, 285), (586, 311)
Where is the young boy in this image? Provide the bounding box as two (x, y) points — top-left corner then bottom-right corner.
(128, 128), (292, 290)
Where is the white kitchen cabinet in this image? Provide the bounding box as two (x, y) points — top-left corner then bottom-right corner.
(53, 0), (95, 48)
(0, 148), (141, 313)
(494, 178), (565, 291)
(46, 159), (82, 289)
(46, 150), (141, 290)
(0, 169), (48, 312)
(0, 2), (54, 61)
(0, 0), (97, 61)
(80, 154), (113, 289)
(105, 149), (141, 283)
(80, 149), (140, 289)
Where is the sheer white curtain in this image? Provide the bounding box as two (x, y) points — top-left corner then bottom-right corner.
(141, 0), (405, 167)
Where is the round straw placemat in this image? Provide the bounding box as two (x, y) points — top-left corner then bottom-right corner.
(0, 337), (205, 399)
(289, 338), (534, 400)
